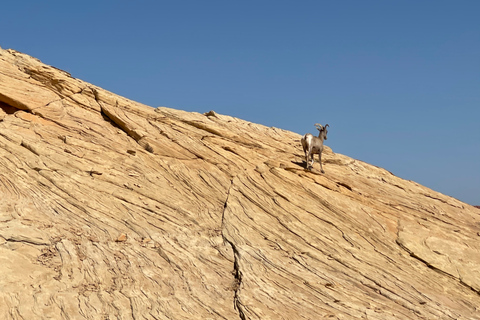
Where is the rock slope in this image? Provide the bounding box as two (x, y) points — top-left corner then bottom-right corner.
(1, 47), (479, 319)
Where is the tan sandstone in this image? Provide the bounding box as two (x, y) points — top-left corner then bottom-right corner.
(1, 47), (480, 319)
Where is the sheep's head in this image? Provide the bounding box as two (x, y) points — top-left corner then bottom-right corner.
(314, 123), (329, 140)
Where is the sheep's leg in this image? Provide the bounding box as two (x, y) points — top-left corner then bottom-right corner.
(306, 153), (311, 170)
(309, 152), (315, 170)
(318, 152), (325, 173)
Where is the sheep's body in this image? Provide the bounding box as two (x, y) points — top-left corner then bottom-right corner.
(301, 123), (329, 173)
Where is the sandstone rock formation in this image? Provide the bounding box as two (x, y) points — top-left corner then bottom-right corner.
(1, 47), (480, 319)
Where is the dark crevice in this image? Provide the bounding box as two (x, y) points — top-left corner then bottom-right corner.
(99, 107), (122, 130)
(220, 178), (247, 320)
(336, 182), (352, 191)
(0, 101), (19, 115)
(0, 91), (31, 112)
(20, 140), (41, 156)
(221, 228), (246, 320)
(91, 88), (154, 154)
(222, 146), (240, 156)
(2, 236), (50, 246)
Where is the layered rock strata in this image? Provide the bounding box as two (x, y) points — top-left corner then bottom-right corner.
(1, 47), (480, 319)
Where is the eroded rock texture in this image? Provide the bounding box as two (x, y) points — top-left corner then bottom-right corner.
(1, 47), (479, 319)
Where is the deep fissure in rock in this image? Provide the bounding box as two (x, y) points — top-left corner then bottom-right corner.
(0, 101), (18, 115)
(221, 178), (247, 320)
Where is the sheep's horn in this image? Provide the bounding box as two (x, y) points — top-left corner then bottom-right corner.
(325, 124), (329, 128)
(314, 123), (323, 130)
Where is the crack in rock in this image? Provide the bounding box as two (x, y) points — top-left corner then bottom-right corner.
(221, 178), (247, 320)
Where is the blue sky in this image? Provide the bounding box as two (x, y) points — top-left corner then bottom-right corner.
(2, 1), (479, 205)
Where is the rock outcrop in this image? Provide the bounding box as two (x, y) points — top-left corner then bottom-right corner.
(1, 47), (480, 319)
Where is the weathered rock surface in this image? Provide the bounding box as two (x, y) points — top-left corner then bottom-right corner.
(1, 47), (480, 319)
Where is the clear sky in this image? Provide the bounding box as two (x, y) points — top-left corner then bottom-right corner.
(2, 1), (479, 205)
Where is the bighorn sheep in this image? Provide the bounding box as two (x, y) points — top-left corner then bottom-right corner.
(301, 123), (329, 172)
